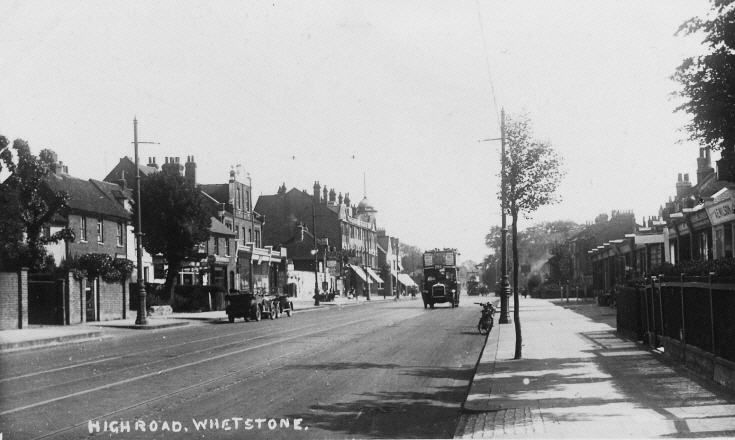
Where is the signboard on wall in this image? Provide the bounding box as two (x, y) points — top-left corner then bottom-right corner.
(706, 199), (735, 226)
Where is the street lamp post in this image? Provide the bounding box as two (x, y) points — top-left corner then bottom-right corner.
(480, 109), (510, 324)
(312, 203), (320, 306)
(133, 118), (147, 325)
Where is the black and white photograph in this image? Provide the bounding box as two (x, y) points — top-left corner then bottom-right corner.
(2, 1), (735, 438)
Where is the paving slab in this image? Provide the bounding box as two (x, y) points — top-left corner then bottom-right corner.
(456, 298), (735, 438)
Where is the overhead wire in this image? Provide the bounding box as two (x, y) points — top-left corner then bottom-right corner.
(475, 0), (502, 132)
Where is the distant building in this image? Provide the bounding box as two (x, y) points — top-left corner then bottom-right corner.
(255, 182), (380, 298)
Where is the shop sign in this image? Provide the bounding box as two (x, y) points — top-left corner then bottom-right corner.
(706, 200), (735, 226)
(688, 210), (711, 229)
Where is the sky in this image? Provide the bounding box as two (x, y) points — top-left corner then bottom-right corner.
(0, 1), (714, 264)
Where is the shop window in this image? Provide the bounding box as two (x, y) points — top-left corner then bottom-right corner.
(715, 227), (725, 259)
(726, 224), (734, 258)
(650, 244), (662, 268)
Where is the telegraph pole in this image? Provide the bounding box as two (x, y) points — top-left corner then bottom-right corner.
(498, 109), (511, 324)
(479, 109), (510, 324)
(132, 118), (158, 325)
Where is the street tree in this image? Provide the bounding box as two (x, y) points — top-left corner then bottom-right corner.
(0, 136), (73, 271)
(485, 220), (578, 285)
(548, 240), (573, 285)
(135, 170), (212, 300)
(672, 0), (735, 176)
(501, 112), (564, 359)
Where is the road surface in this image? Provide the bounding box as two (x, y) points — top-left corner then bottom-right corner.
(0, 296), (490, 439)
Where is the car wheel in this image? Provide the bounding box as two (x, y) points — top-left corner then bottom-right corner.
(274, 303), (280, 319)
(253, 304), (261, 322)
(424, 302), (427, 309)
(430, 303), (435, 309)
(269, 303), (275, 320)
(287, 302), (293, 317)
(228, 314), (235, 323)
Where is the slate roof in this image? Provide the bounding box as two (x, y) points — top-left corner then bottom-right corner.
(198, 184), (229, 204)
(44, 172), (130, 220)
(210, 216), (236, 236)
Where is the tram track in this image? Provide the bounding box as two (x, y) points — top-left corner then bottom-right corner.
(0, 306), (385, 385)
(22, 308), (418, 440)
(1, 308), (403, 418)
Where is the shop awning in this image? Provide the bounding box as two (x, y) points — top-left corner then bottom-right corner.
(365, 267), (384, 283)
(398, 273), (417, 287)
(348, 264), (368, 282)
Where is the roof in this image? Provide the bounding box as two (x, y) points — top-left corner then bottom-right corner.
(198, 184), (230, 204)
(44, 172), (130, 220)
(210, 216), (236, 236)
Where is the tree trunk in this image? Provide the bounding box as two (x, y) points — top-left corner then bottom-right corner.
(164, 259), (180, 304)
(512, 209), (522, 359)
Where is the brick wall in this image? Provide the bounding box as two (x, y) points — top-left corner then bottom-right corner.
(66, 274), (86, 324)
(97, 279), (131, 321)
(0, 269), (28, 330)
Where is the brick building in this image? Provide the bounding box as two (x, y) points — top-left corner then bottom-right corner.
(255, 182), (381, 298)
(42, 156), (132, 322)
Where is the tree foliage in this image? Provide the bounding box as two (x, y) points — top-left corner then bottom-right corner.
(500, 112), (565, 359)
(548, 240), (573, 283)
(672, 0), (735, 173)
(0, 136), (74, 272)
(135, 171), (211, 298)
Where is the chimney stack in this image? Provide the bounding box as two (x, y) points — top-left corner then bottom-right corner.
(697, 147), (714, 184)
(185, 156), (197, 186)
(676, 172), (692, 199)
(147, 157), (159, 169)
(323, 186), (328, 204)
(161, 157), (184, 176)
(313, 181), (321, 204)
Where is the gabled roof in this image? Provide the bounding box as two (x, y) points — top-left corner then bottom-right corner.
(210, 216), (236, 236)
(198, 183), (230, 204)
(44, 172), (130, 220)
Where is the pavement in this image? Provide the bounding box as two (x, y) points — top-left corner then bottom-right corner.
(455, 297), (735, 438)
(0, 293), (401, 352)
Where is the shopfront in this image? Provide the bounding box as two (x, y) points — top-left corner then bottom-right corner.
(707, 198), (735, 259)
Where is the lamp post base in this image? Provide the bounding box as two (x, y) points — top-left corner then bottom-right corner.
(498, 281), (511, 324)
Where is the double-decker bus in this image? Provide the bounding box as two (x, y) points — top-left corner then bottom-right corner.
(421, 248), (460, 309)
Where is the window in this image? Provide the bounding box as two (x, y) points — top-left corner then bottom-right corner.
(236, 227), (240, 241)
(650, 244), (662, 268)
(255, 230), (261, 248)
(726, 223), (733, 258)
(214, 236), (220, 255)
(248, 228), (252, 243)
(117, 223), (124, 246)
(154, 263), (165, 279)
(42, 226), (50, 239)
(81, 217), (87, 241)
(237, 187), (242, 210)
(246, 191), (250, 211)
(97, 219), (104, 243)
(225, 237), (230, 256)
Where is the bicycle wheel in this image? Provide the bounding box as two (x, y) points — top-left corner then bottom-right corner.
(478, 319), (490, 335)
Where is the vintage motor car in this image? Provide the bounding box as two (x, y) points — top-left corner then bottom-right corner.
(225, 291), (278, 322)
(272, 294), (295, 317)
